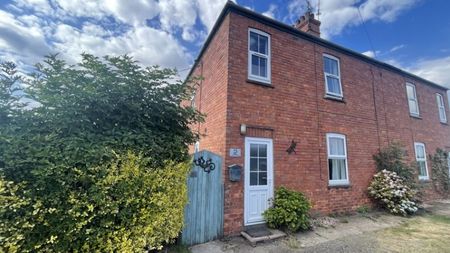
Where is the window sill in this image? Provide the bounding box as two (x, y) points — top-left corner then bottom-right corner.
(246, 79), (274, 88)
(440, 121), (448, 125)
(324, 94), (345, 103)
(410, 114), (422, 120)
(419, 178), (431, 183)
(328, 184), (351, 189)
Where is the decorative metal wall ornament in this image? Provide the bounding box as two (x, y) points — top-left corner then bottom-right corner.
(194, 156), (216, 173)
(286, 139), (297, 154)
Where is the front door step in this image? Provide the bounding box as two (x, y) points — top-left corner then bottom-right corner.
(241, 225), (286, 247)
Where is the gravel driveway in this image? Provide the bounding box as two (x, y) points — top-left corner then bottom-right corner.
(190, 200), (450, 253)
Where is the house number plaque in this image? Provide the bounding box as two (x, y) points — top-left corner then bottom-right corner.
(229, 148), (241, 157)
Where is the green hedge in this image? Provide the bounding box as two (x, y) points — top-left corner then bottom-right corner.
(0, 152), (190, 252)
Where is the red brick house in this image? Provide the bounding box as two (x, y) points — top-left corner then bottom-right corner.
(187, 1), (450, 235)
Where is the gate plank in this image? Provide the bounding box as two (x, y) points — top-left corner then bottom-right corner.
(182, 150), (223, 245)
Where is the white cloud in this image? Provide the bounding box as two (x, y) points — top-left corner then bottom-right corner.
(362, 50), (380, 58)
(287, 0), (419, 39)
(407, 56), (450, 88)
(262, 4), (278, 19)
(196, 0), (229, 32)
(0, 9), (51, 67)
(52, 23), (191, 69)
(390, 44), (406, 52)
(2, 0), (232, 72)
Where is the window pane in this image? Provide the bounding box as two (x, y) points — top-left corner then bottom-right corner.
(250, 172), (258, 185)
(250, 158), (258, 171)
(251, 55), (259, 76)
(259, 57), (267, 77)
(409, 100), (418, 114)
(437, 95), (444, 107)
(326, 76), (341, 95)
(416, 145), (425, 159)
(259, 158), (267, 171)
(250, 32), (258, 52)
(418, 161), (427, 177)
(440, 108), (446, 121)
(259, 144), (267, 157)
(329, 159), (346, 180)
(258, 35), (268, 54)
(259, 172), (267, 185)
(407, 85), (415, 99)
(329, 137), (345, 156)
(324, 57), (338, 76)
(250, 144), (258, 157)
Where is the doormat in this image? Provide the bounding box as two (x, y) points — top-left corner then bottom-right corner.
(245, 226), (273, 237)
(241, 225), (286, 247)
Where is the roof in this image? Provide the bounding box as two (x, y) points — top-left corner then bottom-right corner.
(187, 1), (447, 91)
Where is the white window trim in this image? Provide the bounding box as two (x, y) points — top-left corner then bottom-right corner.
(323, 54), (343, 98)
(194, 141), (200, 153)
(326, 133), (349, 186)
(406, 83), (420, 117)
(414, 142), (429, 180)
(248, 28), (271, 84)
(436, 93), (447, 123)
(190, 90), (196, 108)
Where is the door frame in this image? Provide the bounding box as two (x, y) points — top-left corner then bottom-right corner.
(244, 137), (274, 226)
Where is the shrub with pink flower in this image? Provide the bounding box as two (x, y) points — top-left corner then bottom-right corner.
(368, 170), (418, 215)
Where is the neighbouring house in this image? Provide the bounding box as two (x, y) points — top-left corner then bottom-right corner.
(187, 1), (450, 236)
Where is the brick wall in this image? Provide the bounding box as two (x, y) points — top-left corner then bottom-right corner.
(190, 11), (450, 236)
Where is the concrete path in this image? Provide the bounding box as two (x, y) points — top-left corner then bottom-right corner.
(190, 200), (450, 253)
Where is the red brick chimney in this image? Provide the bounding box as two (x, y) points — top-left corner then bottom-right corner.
(294, 10), (321, 37)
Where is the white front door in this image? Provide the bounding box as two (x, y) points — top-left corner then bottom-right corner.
(244, 137), (274, 225)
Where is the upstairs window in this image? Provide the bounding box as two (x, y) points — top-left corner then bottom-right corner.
(326, 133), (349, 185)
(323, 54), (342, 98)
(190, 90), (196, 108)
(436, 93), (447, 123)
(248, 29), (271, 83)
(414, 142), (429, 180)
(406, 83), (419, 116)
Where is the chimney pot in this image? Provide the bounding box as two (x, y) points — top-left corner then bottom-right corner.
(294, 10), (321, 37)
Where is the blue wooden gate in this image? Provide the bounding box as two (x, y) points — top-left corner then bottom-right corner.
(182, 150), (224, 245)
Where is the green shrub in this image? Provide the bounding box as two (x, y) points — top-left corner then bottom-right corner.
(373, 142), (415, 184)
(263, 187), (311, 232)
(368, 170), (418, 216)
(0, 152), (190, 252)
(430, 148), (450, 194)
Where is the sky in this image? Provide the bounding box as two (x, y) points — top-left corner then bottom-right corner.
(1, 0), (450, 88)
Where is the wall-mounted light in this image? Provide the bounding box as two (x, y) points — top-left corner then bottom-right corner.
(240, 124), (247, 135)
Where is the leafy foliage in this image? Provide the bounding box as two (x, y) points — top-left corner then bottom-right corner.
(0, 55), (202, 252)
(263, 187), (311, 232)
(373, 142), (415, 184)
(1, 152), (190, 252)
(368, 170), (418, 216)
(430, 148), (450, 195)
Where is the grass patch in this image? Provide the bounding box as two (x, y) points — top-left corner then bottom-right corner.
(375, 214), (450, 253)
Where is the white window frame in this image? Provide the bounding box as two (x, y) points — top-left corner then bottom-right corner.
(406, 83), (420, 116)
(436, 93), (447, 123)
(326, 133), (349, 186)
(414, 142), (429, 180)
(190, 90), (196, 108)
(194, 141), (200, 153)
(323, 54), (343, 98)
(248, 28), (271, 84)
